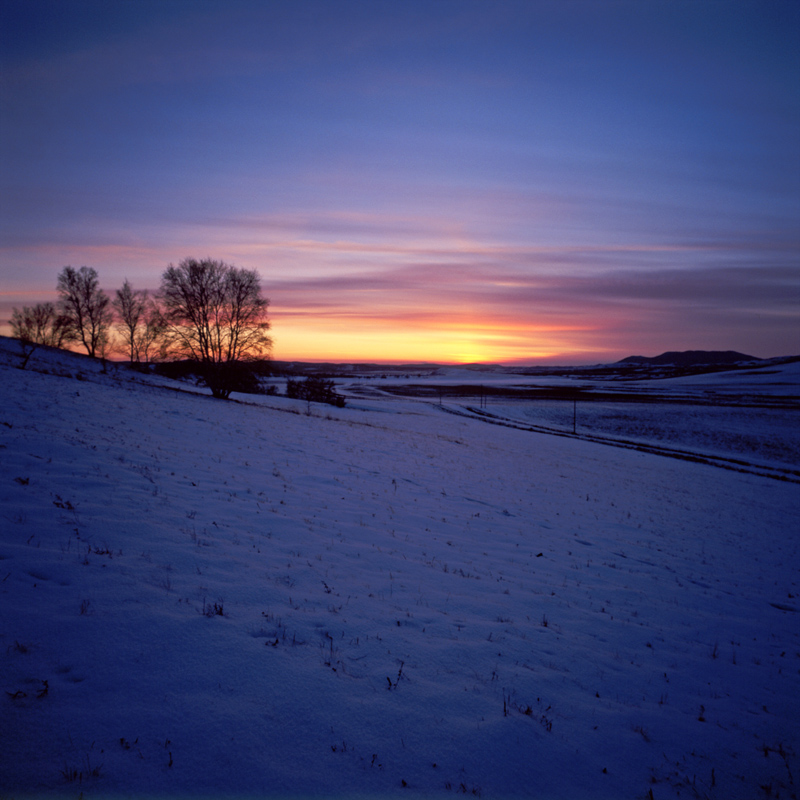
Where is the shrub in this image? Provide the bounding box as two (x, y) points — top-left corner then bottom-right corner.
(286, 377), (345, 408)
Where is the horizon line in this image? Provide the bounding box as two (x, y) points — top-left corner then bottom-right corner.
(1, 335), (792, 370)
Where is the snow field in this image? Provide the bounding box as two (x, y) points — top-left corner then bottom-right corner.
(0, 345), (798, 799)
(466, 400), (800, 470)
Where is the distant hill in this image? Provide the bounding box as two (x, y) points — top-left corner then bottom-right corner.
(618, 350), (759, 368)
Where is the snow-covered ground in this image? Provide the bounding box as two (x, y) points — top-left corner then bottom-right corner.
(1, 339), (798, 799)
(446, 400), (799, 474)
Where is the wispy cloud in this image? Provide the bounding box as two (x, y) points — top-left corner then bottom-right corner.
(2, 2), (797, 362)
(264, 262), (799, 361)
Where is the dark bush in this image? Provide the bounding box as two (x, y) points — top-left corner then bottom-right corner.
(154, 360), (265, 396)
(153, 360), (200, 381)
(286, 376), (345, 407)
(203, 362), (264, 396)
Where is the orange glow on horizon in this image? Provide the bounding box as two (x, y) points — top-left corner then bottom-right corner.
(0, 288), (610, 365)
(269, 310), (600, 364)
(1, 287), (614, 365)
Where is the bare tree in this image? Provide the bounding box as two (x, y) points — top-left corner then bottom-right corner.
(159, 257), (271, 398)
(56, 266), (112, 358)
(113, 279), (148, 363)
(112, 279), (164, 365)
(10, 302), (74, 368)
(137, 299), (165, 366)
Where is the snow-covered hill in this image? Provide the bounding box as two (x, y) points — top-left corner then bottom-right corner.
(1, 339), (798, 799)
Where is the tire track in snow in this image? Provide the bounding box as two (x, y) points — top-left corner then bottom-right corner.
(436, 403), (800, 484)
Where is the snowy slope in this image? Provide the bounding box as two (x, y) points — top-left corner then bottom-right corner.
(606, 360), (800, 399)
(1, 339), (798, 799)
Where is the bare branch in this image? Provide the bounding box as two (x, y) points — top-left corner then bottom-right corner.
(113, 279), (149, 363)
(158, 258), (271, 398)
(56, 266), (112, 358)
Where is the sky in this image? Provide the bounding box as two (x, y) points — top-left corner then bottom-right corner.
(1, 0), (798, 364)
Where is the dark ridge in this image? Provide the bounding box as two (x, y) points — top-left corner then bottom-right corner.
(619, 350), (759, 367)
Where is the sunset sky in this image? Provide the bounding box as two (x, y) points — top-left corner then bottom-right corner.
(1, 0), (798, 363)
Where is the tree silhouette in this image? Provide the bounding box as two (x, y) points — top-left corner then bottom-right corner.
(56, 266), (112, 358)
(10, 302), (74, 368)
(113, 279), (164, 365)
(113, 279), (148, 363)
(159, 258), (272, 398)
